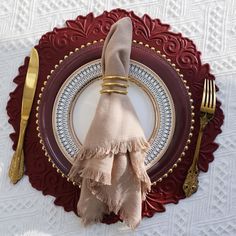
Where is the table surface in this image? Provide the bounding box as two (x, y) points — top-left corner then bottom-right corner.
(0, 0), (236, 236)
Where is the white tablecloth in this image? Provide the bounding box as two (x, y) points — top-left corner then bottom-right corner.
(0, 0), (236, 235)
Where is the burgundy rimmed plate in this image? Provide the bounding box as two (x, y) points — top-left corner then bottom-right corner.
(38, 42), (192, 182)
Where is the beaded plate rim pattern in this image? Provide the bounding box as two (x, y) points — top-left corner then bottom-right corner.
(52, 58), (176, 170)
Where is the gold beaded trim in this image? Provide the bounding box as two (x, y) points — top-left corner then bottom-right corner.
(35, 39), (195, 188)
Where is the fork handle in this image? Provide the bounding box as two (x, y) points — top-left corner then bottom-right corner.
(8, 119), (27, 184)
(183, 113), (208, 197)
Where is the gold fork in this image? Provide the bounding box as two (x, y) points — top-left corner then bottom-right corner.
(183, 79), (216, 197)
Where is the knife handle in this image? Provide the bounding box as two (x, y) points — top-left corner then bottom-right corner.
(8, 119), (27, 184)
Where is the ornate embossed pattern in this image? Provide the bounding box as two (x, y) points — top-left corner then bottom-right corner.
(54, 60), (174, 167)
(5, 7), (224, 230)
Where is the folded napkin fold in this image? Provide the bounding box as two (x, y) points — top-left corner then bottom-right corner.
(68, 17), (151, 229)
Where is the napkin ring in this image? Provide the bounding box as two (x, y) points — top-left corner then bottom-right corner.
(100, 76), (129, 95)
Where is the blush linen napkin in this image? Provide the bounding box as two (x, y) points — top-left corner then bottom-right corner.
(68, 17), (151, 229)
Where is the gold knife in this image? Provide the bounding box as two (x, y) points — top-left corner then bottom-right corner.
(8, 48), (39, 184)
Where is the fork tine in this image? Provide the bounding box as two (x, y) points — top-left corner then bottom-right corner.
(201, 79), (207, 108)
(205, 79), (210, 108)
(212, 80), (216, 111)
(209, 80), (213, 109)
